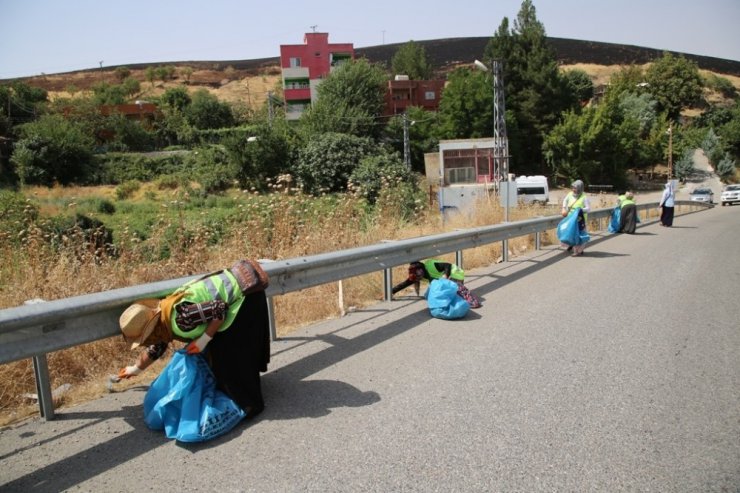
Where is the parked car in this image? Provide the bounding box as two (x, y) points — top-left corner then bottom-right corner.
(689, 187), (714, 204)
(720, 184), (740, 206)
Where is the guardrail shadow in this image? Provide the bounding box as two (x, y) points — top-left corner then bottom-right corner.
(0, 394), (171, 492)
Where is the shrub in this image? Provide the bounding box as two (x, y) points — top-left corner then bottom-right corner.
(294, 133), (376, 195)
(156, 173), (187, 190)
(349, 151), (415, 204)
(116, 180), (141, 200)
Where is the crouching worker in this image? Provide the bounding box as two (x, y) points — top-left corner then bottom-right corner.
(391, 259), (481, 308)
(117, 259), (270, 433)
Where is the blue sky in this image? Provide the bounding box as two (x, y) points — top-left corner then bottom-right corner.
(1, 0), (738, 79)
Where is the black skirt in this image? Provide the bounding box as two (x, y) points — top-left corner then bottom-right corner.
(206, 290), (270, 418)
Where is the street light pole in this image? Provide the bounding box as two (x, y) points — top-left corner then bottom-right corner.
(475, 58), (511, 261)
(474, 59), (510, 222)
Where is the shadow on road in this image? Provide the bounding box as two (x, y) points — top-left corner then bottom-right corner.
(1, 398), (169, 493)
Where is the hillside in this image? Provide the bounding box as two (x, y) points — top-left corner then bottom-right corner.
(5, 37), (740, 110)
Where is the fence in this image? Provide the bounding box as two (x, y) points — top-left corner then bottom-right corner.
(0, 201), (710, 420)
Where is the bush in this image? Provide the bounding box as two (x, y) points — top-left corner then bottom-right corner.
(90, 152), (190, 184)
(12, 115), (93, 186)
(349, 152), (415, 204)
(86, 198), (116, 215)
(116, 180), (141, 200)
(294, 133), (376, 195)
(156, 173), (188, 190)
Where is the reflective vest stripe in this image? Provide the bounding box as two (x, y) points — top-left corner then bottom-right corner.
(203, 272), (236, 303)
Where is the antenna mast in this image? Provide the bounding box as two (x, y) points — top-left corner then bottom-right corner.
(492, 59), (509, 183)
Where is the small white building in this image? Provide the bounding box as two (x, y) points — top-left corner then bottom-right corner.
(424, 138), (514, 213)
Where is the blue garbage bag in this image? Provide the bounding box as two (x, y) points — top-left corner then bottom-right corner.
(557, 209), (590, 246)
(608, 206), (621, 233)
(425, 278), (470, 320)
(143, 350), (246, 443)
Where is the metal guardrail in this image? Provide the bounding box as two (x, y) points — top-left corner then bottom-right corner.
(0, 200), (709, 419)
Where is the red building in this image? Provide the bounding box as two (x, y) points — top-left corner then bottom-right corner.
(279, 32), (354, 120)
(384, 76), (445, 116)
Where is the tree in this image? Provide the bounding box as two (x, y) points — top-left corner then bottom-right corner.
(11, 114), (93, 186)
(605, 65), (646, 99)
(437, 68), (492, 139)
(618, 91), (658, 137)
(673, 149), (695, 182)
(645, 52), (703, 120)
(293, 132), (376, 194)
(0, 82), (48, 135)
(145, 67), (156, 87)
(543, 97), (631, 187)
(160, 86), (191, 112)
(716, 153), (737, 180)
(562, 69), (594, 105)
(186, 89), (234, 130)
(300, 59), (387, 139)
(391, 40), (433, 80)
(180, 66), (194, 84)
(91, 82), (127, 105)
(223, 123), (292, 192)
(121, 77), (141, 97)
(716, 101), (740, 162)
(114, 66), (131, 82)
(482, 0), (571, 175)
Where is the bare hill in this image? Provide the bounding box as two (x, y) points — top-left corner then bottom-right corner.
(6, 37), (740, 109)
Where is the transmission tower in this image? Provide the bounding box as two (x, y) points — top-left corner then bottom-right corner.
(492, 59), (510, 183)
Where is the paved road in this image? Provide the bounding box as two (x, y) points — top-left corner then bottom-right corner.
(1, 205), (739, 492)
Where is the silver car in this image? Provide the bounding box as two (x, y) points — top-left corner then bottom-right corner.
(721, 184), (740, 206)
(690, 187), (714, 204)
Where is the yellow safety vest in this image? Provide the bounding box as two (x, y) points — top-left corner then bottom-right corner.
(170, 269), (246, 339)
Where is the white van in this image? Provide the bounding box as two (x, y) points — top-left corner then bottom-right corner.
(515, 175), (549, 204)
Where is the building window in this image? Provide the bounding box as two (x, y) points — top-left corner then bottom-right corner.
(290, 57), (301, 68)
(425, 91), (436, 100)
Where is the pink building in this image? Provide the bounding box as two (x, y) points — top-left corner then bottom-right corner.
(279, 32), (354, 120)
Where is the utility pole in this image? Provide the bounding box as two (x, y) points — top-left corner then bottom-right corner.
(403, 112), (411, 170)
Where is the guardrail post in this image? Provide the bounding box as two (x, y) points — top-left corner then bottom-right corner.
(32, 355), (55, 420)
(384, 267), (393, 302)
(502, 239), (509, 262)
(455, 250), (463, 269)
(535, 231), (541, 250)
(23, 299), (55, 420)
(266, 296), (277, 341)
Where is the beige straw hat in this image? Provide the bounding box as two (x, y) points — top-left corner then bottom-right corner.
(119, 299), (161, 349)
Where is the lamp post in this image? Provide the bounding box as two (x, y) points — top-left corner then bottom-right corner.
(475, 59), (511, 262)
(473, 59), (510, 224)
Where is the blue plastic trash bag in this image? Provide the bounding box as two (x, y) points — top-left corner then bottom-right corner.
(557, 209), (590, 246)
(144, 350), (246, 443)
(425, 278), (470, 320)
(608, 206), (621, 233)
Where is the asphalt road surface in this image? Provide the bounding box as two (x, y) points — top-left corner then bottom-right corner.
(1, 205), (739, 492)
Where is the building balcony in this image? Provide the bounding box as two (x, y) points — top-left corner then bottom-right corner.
(284, 87), (312, 101)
